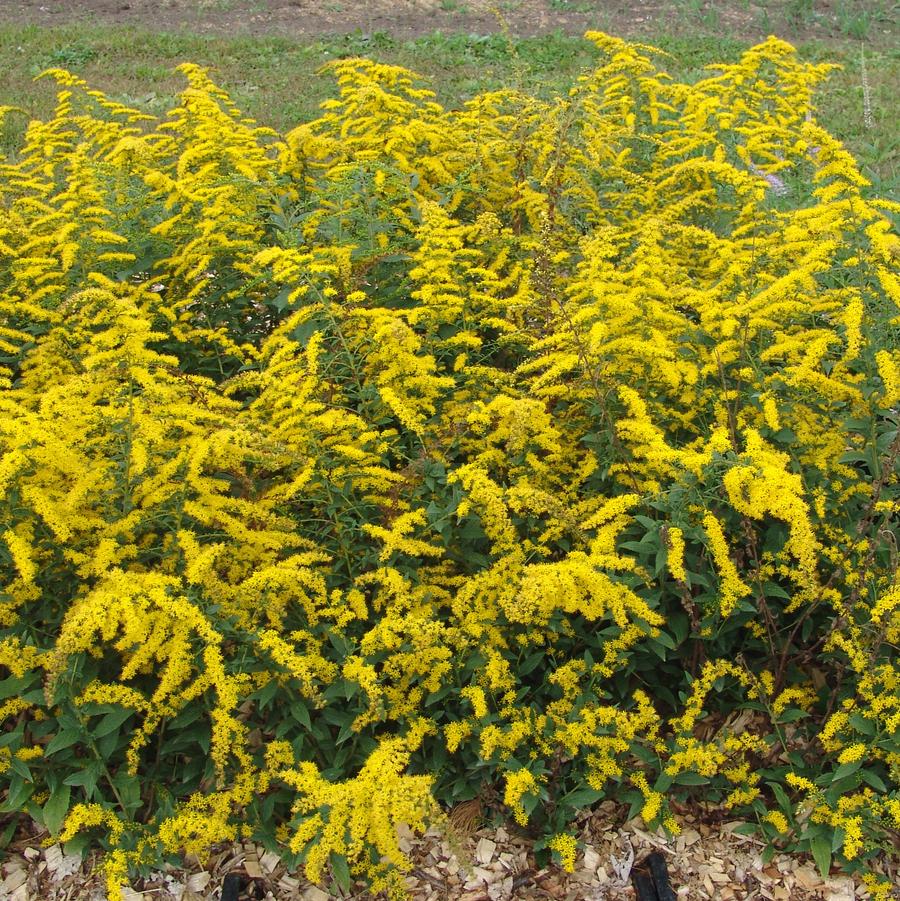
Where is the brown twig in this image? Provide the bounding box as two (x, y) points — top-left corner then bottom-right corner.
(512, 868), (553, 891)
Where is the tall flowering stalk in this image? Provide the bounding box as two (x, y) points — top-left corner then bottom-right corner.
(0, 36), (897, 900)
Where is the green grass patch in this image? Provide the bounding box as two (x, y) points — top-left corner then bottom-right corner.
(0, 22), (895, 196)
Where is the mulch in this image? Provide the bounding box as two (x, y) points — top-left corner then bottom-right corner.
(2, 799), (895, 900)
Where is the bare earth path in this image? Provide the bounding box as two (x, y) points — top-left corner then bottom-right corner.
(0, 0), (896, 45)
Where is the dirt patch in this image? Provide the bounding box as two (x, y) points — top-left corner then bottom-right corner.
(0, 0), (895, 45)
(0, 0), (615, 40)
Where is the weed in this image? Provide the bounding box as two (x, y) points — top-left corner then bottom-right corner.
(785, 0), (817, 31)
(44, 43), (99, 67)
(837, 7), (871, 40)
(677, 0), (722, 32)
(548, 0), (593, 11)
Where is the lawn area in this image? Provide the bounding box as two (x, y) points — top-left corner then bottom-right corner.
(0, 2), (897, 198)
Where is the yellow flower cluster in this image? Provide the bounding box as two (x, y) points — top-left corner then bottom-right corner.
(547, 833), (578, 872)
(0, 30), (897, 898)
(276, 737), (436, 897)
(503, 769), (541, 826)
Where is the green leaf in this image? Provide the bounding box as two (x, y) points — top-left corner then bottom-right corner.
(860, 770), (887, 792)
(20, 689), (46, 706)
(620, 541), (646, 552)
(831, 759), (862, 783)
(521, 791), (541, 817)
(810, 834), (831, 878)
(331, 853), (352, 892)
(0, 815), (19, 849)
(777, 708), (808, 723)
(254, 679), (279, 711)
(270, 286), (292, 312)
(631, 744), (656, 765)
(669, 612), (689, 646)
(169, 704), (204, 729)
(654, 545), (667, 577)
(78, 703), (116, 717)
(96, 728), (122, 758)
(336, 721), (356, 746)
(771, 428), (796, 443)
(673, 771), (709, 786)
(518, 650), (545, 677)
(0, 675), (33, 702)
(0, 776), (34, 813)
(45, 729), (82, 757)
(64, 761), (102, 798)
(654, 630), (676, 650)
(562, 787), (604, 809)
(653, 773), (673, 793)
(289, 313), (328, 347)
(8, 756), (32, 781)
(832, 826), (846, 853)
(63, 833), (91, 858)
(625, 793), (643, 821)
(762, 581), (791, 600)
(326, 633), (352, 657)
(112, 773), (143, 815)
(767, 781), (790, 811)
(94, 708), (133, 738)
(322, 679), (352, 702)
(196, 729), (211, 755)
(323, 707), (355, 729)
(847, 713), (875, 736)
(43, 784), (71, 836)
(424, 686), (453, 706)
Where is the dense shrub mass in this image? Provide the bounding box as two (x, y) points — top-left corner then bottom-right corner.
(0, 32), (898, 899)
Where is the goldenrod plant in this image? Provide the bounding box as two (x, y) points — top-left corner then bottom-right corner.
(0, 34), (898, 900)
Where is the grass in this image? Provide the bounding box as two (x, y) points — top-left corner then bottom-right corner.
(0, 17), (896, 198)
(0, 27), (600, 142)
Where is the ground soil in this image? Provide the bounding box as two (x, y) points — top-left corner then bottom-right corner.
(0, 0), (892, 45)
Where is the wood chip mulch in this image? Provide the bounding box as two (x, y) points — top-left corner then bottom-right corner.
(2, 801), (897, 900)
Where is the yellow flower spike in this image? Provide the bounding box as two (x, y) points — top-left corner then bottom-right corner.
(665, 526), (687, 583)
(701, 514), (751, 618)
(763, 810), (790, 834)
